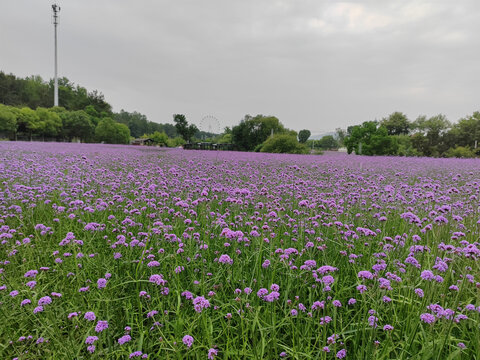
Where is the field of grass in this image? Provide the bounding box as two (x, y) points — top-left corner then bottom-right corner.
(1, 142), (480, 359)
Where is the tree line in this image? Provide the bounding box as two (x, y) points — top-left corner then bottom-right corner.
(0, 72), (223, 145)
(0, 103), (131, 144)
(4, 71), (478, 157)
(340, 111), (480, 157)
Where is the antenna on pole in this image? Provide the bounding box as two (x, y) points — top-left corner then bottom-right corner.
(52, 4), (61, 107)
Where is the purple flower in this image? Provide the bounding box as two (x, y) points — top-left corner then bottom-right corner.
(147, 310), (158, 318)
(87, 345), (95, 353)
(336, 349), (347, 359)
(356, 285), (367, 293)
(358, 270), (374, 280)
(264, 291), (280, 302)
(149, 274), (167, 286)
(218, 254), (233, 265)
(118, 334), (131, 345)
(192, 296), (210, 313)
(208, 348), (218, 359)
(383, 324), (394, 331)
(95, 320), (109, 333)
(21, 298), (31, 306)
(368, 316), (378, 328)
(24, 270), (38, 278)
(85, 336), (98, 344)
(68, 312), (78, 319)
(414, 288), (424, 298)
(257, 288), (268, 298)
(420, 270), (435, 281)
(420, 313), (436, 324)
(84, 312), (96, 321)
(270, 283), (280, 291)
(97, 278), (107, 289)
(38, 296), (52, 305)
(182, 335), (194, 348)
(33, 306), (44, 314)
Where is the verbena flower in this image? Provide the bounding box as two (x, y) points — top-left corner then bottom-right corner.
(182, 335), (194, 348)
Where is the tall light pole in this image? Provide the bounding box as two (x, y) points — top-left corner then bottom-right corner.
(52, 4), (61, 107)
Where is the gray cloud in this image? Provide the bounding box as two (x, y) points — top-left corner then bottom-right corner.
(1, 0), (479, 135)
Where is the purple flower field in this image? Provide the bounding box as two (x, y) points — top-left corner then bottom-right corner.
(1, 142), (480, 359)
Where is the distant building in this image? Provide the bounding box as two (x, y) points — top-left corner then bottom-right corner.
(131, 138), (154, 146)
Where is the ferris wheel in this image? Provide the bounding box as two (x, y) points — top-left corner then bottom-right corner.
(199, 115), (221, 136)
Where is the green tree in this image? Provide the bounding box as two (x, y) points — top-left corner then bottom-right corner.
(232, 115), (290, 151)
(344, 121), (397, 155)
(0, 104), (18, 138)
(115, 110), (149, 138)
(411, 114), (450, 156)
(150, 131), (169, 146)
(114, 123), (131, 144)
(318, 135), (339, 150)
(61, 110), (95, 142)
(16, 107), (40, 140)
(380, 112), (410, 135)
(173, 114), (198, 142)
(167, 136), (186, 148)
(36, 107), (62, 139)
(445, 146), (475, 158)
(447, 112), (480, 149)
(335, 128), (346, 146)
(260, 134), (309, 154)
(298, 129), (311, 143)
(95, 117), (131, 144)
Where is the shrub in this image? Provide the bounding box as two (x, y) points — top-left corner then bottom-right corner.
(260, 134), (309, 154)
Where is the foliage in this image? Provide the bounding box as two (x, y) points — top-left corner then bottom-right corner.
(173, 114), (199, 142)
(216, 133), (232, 144)
(318, 135), (339, 150)
(394, 134), (420, 157)
(260, 134), (309, 154)
(114, 110), (177, 139)
(380, 112), (410, 135)
(411, 115), (450, 156)
(167, 136), (186, 147)
(60, 110), (94, 142)
(95, 117), (131, 144)
(445, 146), (475, 158)
(35, 107), (62, 138)
(150, 131), (169, 146)
(0, 104), (17, 135)
(16, 107), (40, 139)
(231, 115), (292, 151)
(0, 71), (112, 115)
(344, 121), (398, 155)
(335, 128), (347, 146)
(298, 129), (311, 143)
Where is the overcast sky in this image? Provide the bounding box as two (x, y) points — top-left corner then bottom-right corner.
(1, 1), (479, 134)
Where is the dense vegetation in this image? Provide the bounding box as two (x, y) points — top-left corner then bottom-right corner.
(341, 112), (480, 158)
